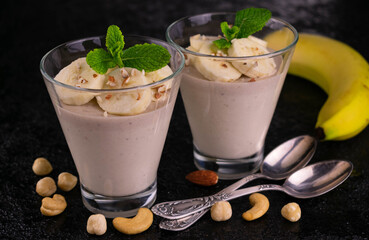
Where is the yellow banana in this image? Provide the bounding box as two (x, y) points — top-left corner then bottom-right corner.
(265, 32), (369, 141)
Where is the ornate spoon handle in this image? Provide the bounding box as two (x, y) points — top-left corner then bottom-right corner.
(158, 173), (266, 230)
(152, 184), (284, 220)
(159, 209), (209, 231)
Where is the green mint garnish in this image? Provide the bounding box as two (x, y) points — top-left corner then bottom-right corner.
(122, 43), (171, 72)
(213, 8), (271, 50)
(86, 25), (171, 74)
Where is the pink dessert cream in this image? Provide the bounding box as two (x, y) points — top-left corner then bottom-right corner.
(41, 31), (184, 217)
(177, 30), (295, 179)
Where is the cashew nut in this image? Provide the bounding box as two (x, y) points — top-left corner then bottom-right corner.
(57, 172), (78, 191)
(281, 202), (301, 222)
(32, 157), (53, 176)
(87, 214), (107, 235)
(36, 177), (57, 197)
(113, 208), (153, 235)
(211, 201), (232, 221)
(40, 194), (67, 216)
(242, 193), (269, 221)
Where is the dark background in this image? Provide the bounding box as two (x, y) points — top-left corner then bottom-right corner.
(1, 0), (369, 239)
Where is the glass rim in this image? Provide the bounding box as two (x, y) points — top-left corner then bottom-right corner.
(40, 35), (185, 93)
(165, 12), (299, 60)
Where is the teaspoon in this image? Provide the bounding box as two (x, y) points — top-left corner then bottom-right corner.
(153, 160), (352, 222)
(158, 135), (317, 231)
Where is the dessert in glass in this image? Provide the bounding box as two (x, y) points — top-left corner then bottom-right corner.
(40, 31), (184, 217)
(166, 11), (298, 179)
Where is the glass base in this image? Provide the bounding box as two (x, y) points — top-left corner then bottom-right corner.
(193, 145), (263, 180)
(81, 180), (157, 218)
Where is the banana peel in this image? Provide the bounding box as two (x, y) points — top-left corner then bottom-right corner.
(265, 31), (369, 141)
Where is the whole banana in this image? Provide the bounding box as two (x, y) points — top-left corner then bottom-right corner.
(266, 32), (369, 141)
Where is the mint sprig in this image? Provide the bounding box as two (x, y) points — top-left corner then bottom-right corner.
(213, 8), (271, 50)
(86, 25), (171, 74)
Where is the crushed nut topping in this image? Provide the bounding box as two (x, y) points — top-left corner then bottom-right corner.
(221, 63), (228, 68)
(120, 68), (129, 78)
(106, 76), (116, 87)
(121, 76), (130, 86)
(158, 85), (166, 94)
(108, 76), (116, 82)
(155, 93), (162, 99)
(105, 94), (112, 100)
(93, 74), (98, 78)
(77, 76), (88, 84)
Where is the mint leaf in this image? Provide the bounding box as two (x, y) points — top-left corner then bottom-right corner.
(122, 43), (171, 72)
(212, 8), (271, 50)
(220, 22), (239, 41)
(86, 49), (116, 74)
(86, 25), (171, 74)
(213, 38), (231, 49)
(106, 25), (124, 56)
(234, 8), (271, 38)
(105, 25), (124, 67)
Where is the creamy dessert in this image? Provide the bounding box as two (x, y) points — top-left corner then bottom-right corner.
(181, 34), (286, 159)
(51, 57), (175, 197)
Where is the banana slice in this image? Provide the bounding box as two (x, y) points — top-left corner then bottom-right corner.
(96, 68), (152, 115)
(189, 34), (221, 51)
(146, 65), (173, 101)
(228, 37), (277, 78)
(194, 41), (241, 82)
(54, 58), (105, 105)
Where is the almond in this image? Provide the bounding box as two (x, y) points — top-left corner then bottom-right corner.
(185, 170), (218, 186)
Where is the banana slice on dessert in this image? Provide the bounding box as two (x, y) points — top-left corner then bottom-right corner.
(189, 34), (221, 52)
(54, 58), (105, 105)
(194, 41), (242, 82)
(146, 65), (174, 101)
(228, 37), (276, 78)
(96, 68), (152, 115)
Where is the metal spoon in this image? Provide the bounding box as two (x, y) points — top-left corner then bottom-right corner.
(154, 160), (352, 224)
(153, 135), (316, 227)
(158, 135), (317, 231)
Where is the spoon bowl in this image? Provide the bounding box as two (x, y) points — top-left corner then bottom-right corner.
(282, 160), (353, 198)
(261, 135), (317, 180)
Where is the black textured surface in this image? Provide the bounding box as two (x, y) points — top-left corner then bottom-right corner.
(1, 0), (369, 239)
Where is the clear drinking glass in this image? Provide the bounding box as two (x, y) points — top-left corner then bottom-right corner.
(166, 13), (298, 179)
(40, 35), (184, 217)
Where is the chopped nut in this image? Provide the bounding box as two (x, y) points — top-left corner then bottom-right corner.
(221, 63), (228, 68)
(155, 93), (162, 99)
(120, 68), (129, 78)
(108, 76), (116, 82)
(121, 76), (130, 86)
(93, 74), (98, 78)
(105, 94), (112, 100)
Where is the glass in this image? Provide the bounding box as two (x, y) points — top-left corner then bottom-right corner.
(166, 13), (298, 179)
(40, 35), (184, 217)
